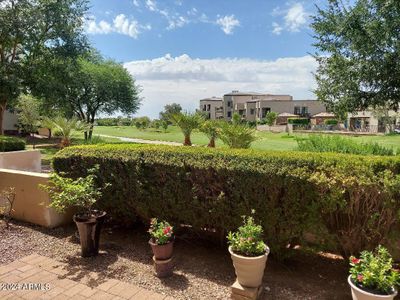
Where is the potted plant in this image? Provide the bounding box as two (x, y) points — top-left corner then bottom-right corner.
(148, 218), (174, 260)
(227, 214), (269, 288)
(148, 218), (175, 278)
(40, 168), (108, 257)
(348, 245), (399, 300)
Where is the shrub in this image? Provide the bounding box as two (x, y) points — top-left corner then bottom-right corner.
(0, 136), (26, 152)
(324, 119), (338, 126)
(148, 218), (174, 245)
(53, 144), (400, 258)
(133, 117), (151, 130)
(40, 168), (105, 217)
(297, 134), (395, 156)
(288, 118), (310, 125)
(263, 112), (278, 126)
(227, 214), (267, 257)
(349, 246), (399, 295)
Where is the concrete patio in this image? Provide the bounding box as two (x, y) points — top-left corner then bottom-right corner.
(0, 254), (173, 299)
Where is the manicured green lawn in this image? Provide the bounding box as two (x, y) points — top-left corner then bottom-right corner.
(94, 125), (400, 151)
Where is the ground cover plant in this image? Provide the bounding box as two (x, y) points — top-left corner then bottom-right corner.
(53, 144), (400, 259)
(297, 134), (397, 155)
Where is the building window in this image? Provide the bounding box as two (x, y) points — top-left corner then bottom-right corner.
(250, 108), (255, 115)
(203, 105), (206, 111)
(301, 107), (308, 115)
(262, 107), (271, 118)
(239, 109), (245, 116)
(294, 106), (301, 115)
(207, 104), (211, 111)
(227, 111), (232, 118)
(227, 101), (232, 108)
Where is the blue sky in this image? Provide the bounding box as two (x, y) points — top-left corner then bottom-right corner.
(86, 0), (327, 118)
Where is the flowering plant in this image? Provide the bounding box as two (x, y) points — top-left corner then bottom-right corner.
(227, 214), (267, 257)
(148, 218), (174, 245)
(349, 245), (399, 295)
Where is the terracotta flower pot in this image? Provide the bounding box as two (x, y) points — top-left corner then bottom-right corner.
(348, 276), (398, 300)
(149, 238), (174, 260)
(73, 211), (106, 257)
(229, 246), (269, 288)
(152, 256), (174, 278)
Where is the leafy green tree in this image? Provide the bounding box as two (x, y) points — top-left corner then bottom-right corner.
(159, 103), (182, 124)
(150, 119), (161, 130)
(134, 116), (151, 130)
(44, 116), (88, 147)
(0, 0), (88, 134)
(161, 120), (169, 132)
(15, 94), (41, 147)
(219, 123), (257, 149)
(46, 55), (141, 140)
(264, 112), (278, 126)
(170, 112), (204, 146)
(311, 0), (400, 113)
(200, 120), (221, 148)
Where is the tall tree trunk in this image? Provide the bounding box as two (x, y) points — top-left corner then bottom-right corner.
(184, 134), (192, 146)
(84, 131), (88, 140)
(208, 137), (216, 148)
(0, 101), (6, 135)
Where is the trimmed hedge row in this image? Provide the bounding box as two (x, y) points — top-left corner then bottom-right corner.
(0, 135), (26, 152)
(53, 144), (400, 258)
(288, 118), (310, 125)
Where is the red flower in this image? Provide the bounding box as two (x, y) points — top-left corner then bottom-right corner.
(351, 257), (361, 264)
(357, 274), (364, 282)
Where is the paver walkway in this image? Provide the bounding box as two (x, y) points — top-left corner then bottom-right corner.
(0, 254), (173, 300)
(99, 134), (183, 146)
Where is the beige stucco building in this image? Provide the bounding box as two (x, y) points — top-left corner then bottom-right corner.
(200, 91), (327, 123)
(199, 97), (224, 120)
(2, 110), (18, 133)
(348, 110), (400, 133)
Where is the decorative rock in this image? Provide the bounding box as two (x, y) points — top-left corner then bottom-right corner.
(231, 280), (263, 300)
(153, 256), (174, 278)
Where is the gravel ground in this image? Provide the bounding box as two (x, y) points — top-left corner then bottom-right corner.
(0, 220), (351, 299)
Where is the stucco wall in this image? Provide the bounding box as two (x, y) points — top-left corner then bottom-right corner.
(0, 169), (73, 228)
(3, 110), (18, 131)
(0, 150), (41, 172)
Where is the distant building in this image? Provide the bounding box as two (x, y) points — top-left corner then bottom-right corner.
(200, 91), (327, 124)
(2, 110), (18, 133)
(199, 97), (224, 120)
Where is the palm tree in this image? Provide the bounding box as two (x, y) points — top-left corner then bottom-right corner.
(44, 116), (89, 147)
(170, 112), (204, 146)
(219, 122), (257, 149)
(199, 120), (221, 147)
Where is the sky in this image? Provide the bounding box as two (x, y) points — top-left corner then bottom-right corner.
(86, 0), (328, 118)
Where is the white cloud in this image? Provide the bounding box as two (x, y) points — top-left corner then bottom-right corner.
(216, 15), (240, 35)
(86, 14), (150, 39)
(285, 3), (308, 32)
(271, 2), (309, 35)
(124, 54), (318, 118)
(145, 0), (157, 11)
(272, 22), (283, 35)
(133, 0), (140, 7)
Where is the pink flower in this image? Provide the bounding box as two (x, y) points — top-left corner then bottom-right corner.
(351, 257), (361, 264)
(357, 274), (364, 282)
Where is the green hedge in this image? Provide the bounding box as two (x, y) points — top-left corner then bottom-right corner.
(324, 119), (338, 125)
(53, 144), (400, 258)
(288, 118), (310, 125)
(0, 136), (26, 152)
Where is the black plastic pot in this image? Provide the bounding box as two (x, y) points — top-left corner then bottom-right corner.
(73, 211), (106, 257)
